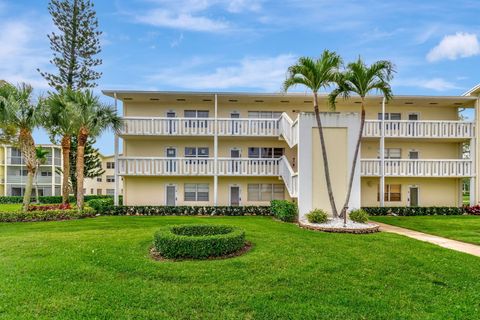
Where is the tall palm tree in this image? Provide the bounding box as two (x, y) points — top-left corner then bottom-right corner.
(34, 147), (50, 203)
(0, 83), (41, 211)
(283, 51), (343, 218)
(329, 57), (394, 223)
(41, 90), (77, 204)
(68, 90), (121, 210)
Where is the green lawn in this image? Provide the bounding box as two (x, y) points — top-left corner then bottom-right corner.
(371, 215), (480, 245)
(0, 203), (22, 212)
(1, 216), (480, 319)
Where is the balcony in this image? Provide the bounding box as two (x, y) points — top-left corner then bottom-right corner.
(217, 118), (279, 136)
(120, 117), (215, 136)
(361, 159), (473, 177)
(217, 158), (280, 176)
(363, 120), (475, 139)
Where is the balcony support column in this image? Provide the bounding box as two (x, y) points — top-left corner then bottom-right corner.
(214, 94), (218, 206)
(379, 97), (386, 207)
(114, 92), (120, 206)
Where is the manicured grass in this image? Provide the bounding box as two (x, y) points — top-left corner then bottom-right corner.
(370, 215), (480, 245)
(0, 203), (22, 212)
(1, 216), (480, 319)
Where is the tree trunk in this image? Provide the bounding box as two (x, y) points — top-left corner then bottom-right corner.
(76, 128), (88, 211)
(61, 135), (71, 204)
(340, 99), (366, 223)
(19, 128), (36, 212)
(313, 93), (338, 218)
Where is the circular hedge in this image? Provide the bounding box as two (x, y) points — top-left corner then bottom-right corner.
(153, 224), (246, 259)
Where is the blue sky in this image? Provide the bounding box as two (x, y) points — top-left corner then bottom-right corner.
(1, 0), (480, 154)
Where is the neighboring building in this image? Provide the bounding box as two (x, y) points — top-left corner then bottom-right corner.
(0, 144), (62, 196)
(103, 89), (479, 219)
(83, 153), (123, 196)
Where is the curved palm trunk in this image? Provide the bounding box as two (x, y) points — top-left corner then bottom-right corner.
(76, 128), (88, 211)
(313, 93), (338, 218)
(340, 99), (366, 223)
(61, 135), (71, 204)
(19, 128), (36, 212)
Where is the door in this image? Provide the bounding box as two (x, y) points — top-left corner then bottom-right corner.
(409, 187), (419, 207)
(230, 149), (241, 173)
(230, 186), (240, 206)
(166, 185), (176, 206)
(166, 148), (177, 173)
(166, 111), (177, 134)
(408, 113), (418, 135)
(409, 151), (419, 159)
(231, 112), (240, 134)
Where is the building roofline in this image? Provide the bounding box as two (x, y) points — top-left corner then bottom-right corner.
(463, 83), (480, 96)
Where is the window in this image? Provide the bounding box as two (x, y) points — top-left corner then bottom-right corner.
(248, 111), (282, 118)
(184, 110), (209, 118)
(106, 175), (115, 183)
(248, 184), (285, 201)
(106, 162), (115, 169)
(185, 147), (209, 157)
(378, 148), (401, 159)
(90, 188), (94, 194)
(41, 171), (53, 177)
(378, 113), (401, 120)
(97, 176), (102, 182)
(184, 184), (209, 201)
(83, 188), (86, 195)
(248, 147), (284, 158)
(97, 189), (102, 195)
(378, 184), (401, 202)
(106, 189), (115, 195)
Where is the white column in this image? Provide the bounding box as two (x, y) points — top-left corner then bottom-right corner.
(379, 97), (386, 207)
(214, 94), (218, 206)
(51, 146), (55, 196)
(114, 92), (120, 206)
(3, 146), (7, 196)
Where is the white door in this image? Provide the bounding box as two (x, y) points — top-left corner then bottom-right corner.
(230, 186), (240, 206)
(166, 185), (176, 206)
(166, 111), (177, 134)
(166, 148), (177, 173)
(231, 112), (240, 134)
(409, 187), (419, 207)
(230, 149), (241, 173)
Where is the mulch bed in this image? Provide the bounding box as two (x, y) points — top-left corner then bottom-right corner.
(299, 222), (380, 234)
(150, 242), (253, 262)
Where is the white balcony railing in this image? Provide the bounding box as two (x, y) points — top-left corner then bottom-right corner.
(279, 156), (298, 197)
(278, 114), (299, 147)
(118, 157), (215, 176)
(120, 117), (215, 136)
(363, 120), (475, 139)
(217, 158), (280, 176)
(361, 159), (473, 177)
(217, 119), (279, 136)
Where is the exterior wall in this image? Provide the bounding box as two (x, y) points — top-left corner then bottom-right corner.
(84, 154), (124, 196)
(361, 140), (462, 159)
(361, 177), (461, 207)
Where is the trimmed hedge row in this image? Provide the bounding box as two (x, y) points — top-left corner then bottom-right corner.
(99, 205), (272, 216)
(0, 195), (121, 204)
(154, 224), (246, 259)
(0, 208), (96, 222)
(362, 207), (464, 216)
(270, 200), (297, 222)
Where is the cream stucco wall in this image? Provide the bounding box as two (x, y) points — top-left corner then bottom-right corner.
(361, 140), (462, 159)
(84, 154), (123, 196)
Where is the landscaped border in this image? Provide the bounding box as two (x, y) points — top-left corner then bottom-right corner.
(0, 208), (96, 222)
(299, 221), (380, 234)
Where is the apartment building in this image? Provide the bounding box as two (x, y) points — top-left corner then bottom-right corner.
(84, 153), (124, 196)
(0, 144), (62, 196)
(103, 89), (479, 219)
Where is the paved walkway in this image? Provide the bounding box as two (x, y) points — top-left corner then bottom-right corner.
(376, 222), (480, 257)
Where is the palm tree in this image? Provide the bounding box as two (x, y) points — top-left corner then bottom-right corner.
(0, 83), (41, 211)
(283, 51), (343, 218)
(34, 147), (50, 203)
(68, 90), (121, 210)
(329, 57), (394, 224)
(41, 90), (77, 204)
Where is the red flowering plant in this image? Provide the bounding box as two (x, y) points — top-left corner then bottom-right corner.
(28, 203), (72, 212)
(463, 205), (480, 215)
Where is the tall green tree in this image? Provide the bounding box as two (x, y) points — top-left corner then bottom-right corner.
(38, 0), (102, 90)
(69, 90), (121, 210)
(34, 147), (50, 203)
(0, 83), (41, 211)
(41, 91), (77, 204)
(329, 57), (394, 223)
(283, 51), (343, 218)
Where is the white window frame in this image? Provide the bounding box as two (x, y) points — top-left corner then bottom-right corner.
(184, 183), (209, 202)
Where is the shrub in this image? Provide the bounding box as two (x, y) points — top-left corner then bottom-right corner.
(362, 207), (464, 216)
(87, 198), (114, 213)
(349, 209), (369, 223)
(153, 224), (246, 259)
(0, 208), (95, 222)
(306, 209), (328, 224)
(28, 203), (71, 211)
(100, 205), (272, 216)
(464, 205), (480, 215)
(270, 200), (297, 222)
(0, 195), (122, 204)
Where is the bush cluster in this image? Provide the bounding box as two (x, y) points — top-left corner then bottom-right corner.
(306, 209), (328, 223)
(28, 203), (71, 211)
(349, 209), (369, 223)
(0, 195), (120, 204)
(362, 206), (464, 216)
(87, 198), (114, 213)
(463, 205), (480, 215)
(270, 200), (297, 222)
(153, 224), (246, 259)
(97, 205), (272, 216)
(0, 208), (95, 222)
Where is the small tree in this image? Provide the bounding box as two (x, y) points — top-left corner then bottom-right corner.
(0, 83), (41, 211)
(329, 57), (394, 224)
(38, 0), (102, 90)
(283, 51), (343, 218)
(34, 147), (50, 203)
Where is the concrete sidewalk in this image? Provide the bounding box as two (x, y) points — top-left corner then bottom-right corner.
(376, 222), (480, 257)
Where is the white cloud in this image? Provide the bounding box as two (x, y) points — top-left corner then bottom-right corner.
(394, 77), (461, 92)
(148, 54), (296, 91)
(427, 32), (480, 62)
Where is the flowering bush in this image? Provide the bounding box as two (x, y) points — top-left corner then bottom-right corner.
(463, 205), (480, 215)
(28, 203), (72, 211)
